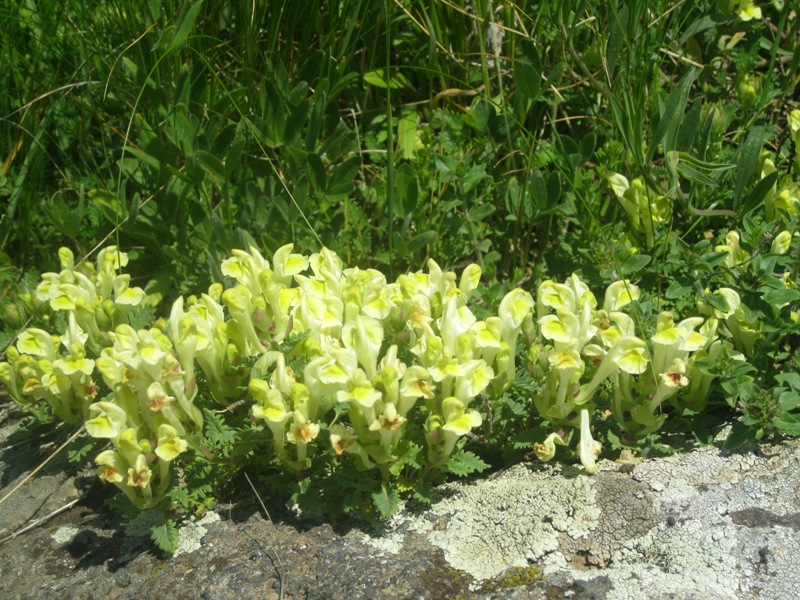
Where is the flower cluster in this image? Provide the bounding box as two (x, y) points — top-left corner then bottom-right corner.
(1, 241), (774, 510)
(0, 313), (98, 422)
(231, 246), (535, 476)
(606, 173), (672, 247)
(0, 247), (147, 422)
(528, 274), (727, 473)
(1, 244), (536, 506)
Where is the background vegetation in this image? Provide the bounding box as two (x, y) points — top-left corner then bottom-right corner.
(1, 0), (799, 543)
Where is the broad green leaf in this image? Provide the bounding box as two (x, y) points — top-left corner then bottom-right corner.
(469, 203), (495, 221)
(515, 61), (541, 102)
(706, 292), (731, 314)
(665, 280), (692, 300)
(307, 153), (326, 191)
(397, 111), (419, 160)
(675, 101), (702, 153)
(462, 165), (487, 193)
(762, 288), (800, 306)
(434, 154), (456, 177)
(327, 156), (361, 195)
(363, 68), (410, 89)
(284, 99), (310, 144)
(580, 133), (596, 162)
(776, 373), (800, 391)
(775, 413), (800, 436)
(393, 163), (419, 215)
(622, 254), (651, 274)
(531, 170), (547, 211)
(546, 171), (562, 209)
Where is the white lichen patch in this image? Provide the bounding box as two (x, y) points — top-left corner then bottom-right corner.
(51, 526), (80, 544)
(174, 511), (221, 557)
(567, 519), (738, 600)
(420, 463), (599, 581)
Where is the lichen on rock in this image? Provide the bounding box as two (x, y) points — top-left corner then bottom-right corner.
(417, 463), (600, 581)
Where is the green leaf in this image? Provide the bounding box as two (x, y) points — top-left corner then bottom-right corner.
(393, 163), (419, 215)
(738, 171), (779, 218)
(363, 68), (410, 89)
(665, 280), (692, 300)
(307, 153), (326, 192)
(733, 120), (765, 207)
(371, 484), (400, 519)
(649, 69), (697, 159)
(151, 520), (180, 555)
(446, 450), (489, 477)
(763, 288), (800, 306)
(469, 203), (495, 221)
(775, 413), (800, 436)
(531, 170), (547, 211)
(164, 1), (203, 55)
(408, 230), (437, 253)
(514, 61), (541, 102)
(775, 373), (800, 391)
(462, 165), (487, 193)
(327, 156), (361, 195)
(606, 6), (627, 78)
(397, 111), (419, 160)
(705, 292), (731, 314)
(412, 480), (434, 504)
(723, 421), (753, 449)
(622, 254), (651, 274)
(434, 154), (456, 177)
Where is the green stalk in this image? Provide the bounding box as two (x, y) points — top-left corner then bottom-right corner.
(384, 0), (395, 261)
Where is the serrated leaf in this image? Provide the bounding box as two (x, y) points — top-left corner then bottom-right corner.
(446, 450), (490, 477)
(371, 484), (401, 519)
(151, 520), (180, 554)
(509, 430), (537, 449)
(412, 480), (434, 504)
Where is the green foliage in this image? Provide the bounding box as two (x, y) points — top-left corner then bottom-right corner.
(446, 450), (490, 478)
(150, 519), (180, 555)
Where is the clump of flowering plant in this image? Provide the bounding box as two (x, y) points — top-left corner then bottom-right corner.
(527, 274), (727, 472)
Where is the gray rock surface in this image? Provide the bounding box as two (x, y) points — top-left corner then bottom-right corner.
(1, 404), (799, 599)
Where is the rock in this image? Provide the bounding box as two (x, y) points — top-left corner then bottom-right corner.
(1, 405), (799, 599)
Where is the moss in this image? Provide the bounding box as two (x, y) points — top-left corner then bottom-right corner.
(418, 559), (476, 599)
(481, 565), (544, 592)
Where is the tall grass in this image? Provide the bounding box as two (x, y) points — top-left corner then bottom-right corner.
(1, 0), (798, 293)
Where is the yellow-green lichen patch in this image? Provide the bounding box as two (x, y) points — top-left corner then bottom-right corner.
(482, 565), (544, 592)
